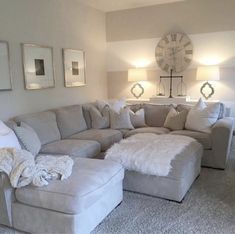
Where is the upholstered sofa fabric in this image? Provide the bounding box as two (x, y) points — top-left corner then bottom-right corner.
(15, 111), (61, 145)
(69, 129), (122, 151)
(124, 127), (170, 138)
(170, 130), (212, 149)
(15, 158), (124, 214)
(55, 105), (87, 138)
(40, 139), (101, 158)
(143, 104), (172, 127)
(124, 141), (202, 201)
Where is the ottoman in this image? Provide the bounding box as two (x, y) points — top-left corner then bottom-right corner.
(2, 158), (124, 234)
(106, 133), (203, 202)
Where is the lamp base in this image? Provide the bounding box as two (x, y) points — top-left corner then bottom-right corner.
(131, 83), (144, 99)
(200, 81), (214, 100)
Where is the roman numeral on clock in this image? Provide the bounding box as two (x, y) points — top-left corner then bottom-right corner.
(185, 50), (193, 55)
(184, 42), (191, 48)
(184, 57), (191, 63)
(171, 34), (177, 41)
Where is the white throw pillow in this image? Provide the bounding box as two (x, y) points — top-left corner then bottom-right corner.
(96, 98), (126, 113)
(89, 106), (110, 129)
(185, 98), (220, 133)
(110, 108), (134, 130)
(164, 108), (188, 131)
(0, 120), (21, 149)
(129, 108), (146, 128)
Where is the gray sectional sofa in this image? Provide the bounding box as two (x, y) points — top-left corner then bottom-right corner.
(0, 102), (234, 234)
(12, 102), (234, 168)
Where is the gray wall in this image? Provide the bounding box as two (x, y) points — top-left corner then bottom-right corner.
(106, 0), (235, 42)
(106, 0), (235, 117)
(0, 0), (107, 120)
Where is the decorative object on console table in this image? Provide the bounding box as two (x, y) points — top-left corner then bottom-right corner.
(128, 68), (147, 99)
(157, 77), (165, 96)
(196, 66), (220, 100)
(177, 77), (187, 96)
(159, 69), (184, 98)
(149, 95), (190, 104)
(63, 49), (86, 87)
(0, 41), (12, 91)
(22, 44), (55, 90)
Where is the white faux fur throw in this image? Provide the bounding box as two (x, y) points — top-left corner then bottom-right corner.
(0, 148), (74, 188)
(105, 133), (197, 176)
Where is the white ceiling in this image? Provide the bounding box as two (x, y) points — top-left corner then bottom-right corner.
(78, 0), (186, 12)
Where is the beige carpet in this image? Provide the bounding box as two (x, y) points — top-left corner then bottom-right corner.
(1, 138), (235, 234)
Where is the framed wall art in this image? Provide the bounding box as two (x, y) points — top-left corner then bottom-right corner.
(63, 49), (86, 87)
(0, 41), (12, 91)
(22, 44), (55, 90)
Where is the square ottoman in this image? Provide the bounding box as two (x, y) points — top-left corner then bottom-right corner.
(106, 133), (203, 202)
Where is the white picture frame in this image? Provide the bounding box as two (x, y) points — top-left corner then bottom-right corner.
(63, 49), (86, 87)
(22, 44), (55, 90)
(0, 41), (12, 91)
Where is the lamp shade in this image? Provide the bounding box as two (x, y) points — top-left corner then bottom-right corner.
(196, 66), (220, 81)
(128, 68), (147, 82)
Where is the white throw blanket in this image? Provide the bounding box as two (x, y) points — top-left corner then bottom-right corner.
(105, 133), (197, 176)
(0, 148), (74, 188)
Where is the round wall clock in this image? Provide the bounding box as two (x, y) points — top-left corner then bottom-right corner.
(155, 32), (193, 73)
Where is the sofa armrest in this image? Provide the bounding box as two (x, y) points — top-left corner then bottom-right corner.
(211, 117), (234, 169)
(0, 173), (15, 227)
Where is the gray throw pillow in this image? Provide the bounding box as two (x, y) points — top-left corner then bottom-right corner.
(89, 106), (110, 129)
(164, 108), (188, 131)
(129, 108), (146, 128)
(13, 122), (41, 156)
(110, 108), (134, 130)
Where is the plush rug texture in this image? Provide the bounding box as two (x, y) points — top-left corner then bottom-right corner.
(1, 139), (235, 234)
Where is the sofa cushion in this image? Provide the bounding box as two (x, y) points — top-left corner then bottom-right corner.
(185, 99), (220, 133)
(110, 108), (134, 130)
(15, 158), (124, 214)
(170, 130), (212, 149)
(129, 108), (146, 128)
(55, 105), (87, 138)
(143, 104), (172, 127)
(124, 127), (170, 138)
(15, 111), (61, 145)
(164, 108), (188, 131)
(40, 139), (100, 158)
(69, 129), (122, 151)
(177, 102), (225, 119)
(13, 122), (41, 156)
(89, 106), (110, 129)
(82, 103), (94, 129)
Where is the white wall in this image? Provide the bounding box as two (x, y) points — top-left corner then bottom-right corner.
(0, 0), (107, 120)
(106, 0), (235, 117)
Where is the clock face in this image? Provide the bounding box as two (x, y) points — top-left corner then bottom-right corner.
(155, 32), (193, 73)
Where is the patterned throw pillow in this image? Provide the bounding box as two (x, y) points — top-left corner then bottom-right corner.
(13, 122), (41, 156)
(164, 108), (188, 131)
(110, 108), (134, 130)
(89, 106), (110, 129)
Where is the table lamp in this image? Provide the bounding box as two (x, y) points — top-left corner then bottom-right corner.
(128, 68), (147, 99)
(196, 66), (220, 100)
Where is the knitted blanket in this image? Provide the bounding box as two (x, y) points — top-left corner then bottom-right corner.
(0, 148), (73, 188)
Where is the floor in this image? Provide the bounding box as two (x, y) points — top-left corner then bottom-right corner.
(1, 138), (235, 234)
